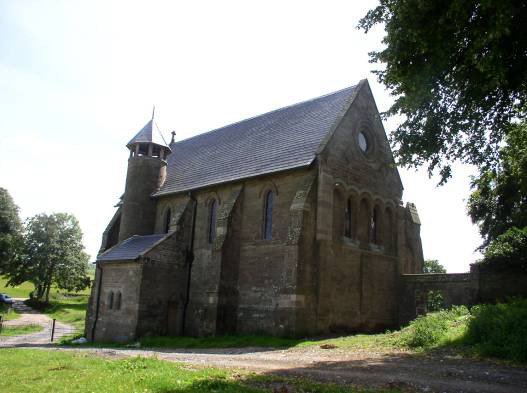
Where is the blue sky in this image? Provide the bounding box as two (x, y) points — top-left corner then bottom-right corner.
(0, 0), (482, 271)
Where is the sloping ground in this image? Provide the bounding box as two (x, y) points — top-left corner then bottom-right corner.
(0, 299), (75, 346)
(23, 345), (527, 393)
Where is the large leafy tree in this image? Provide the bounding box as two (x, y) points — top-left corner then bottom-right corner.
(359, 0), (527, 183)
(467, 122), (527, 248)
(423, 259), (447, 274)
(0, 188), (24, 274)
(13, 213), (90, 302)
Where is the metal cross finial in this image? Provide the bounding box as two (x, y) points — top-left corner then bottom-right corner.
(170, 130), (176, 144)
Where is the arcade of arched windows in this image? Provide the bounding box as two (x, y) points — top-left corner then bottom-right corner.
(332, 187), (397, 255)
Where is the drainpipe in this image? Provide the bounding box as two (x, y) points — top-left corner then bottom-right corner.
(181, 193), (197, 334)
(91, 262), (103, 341)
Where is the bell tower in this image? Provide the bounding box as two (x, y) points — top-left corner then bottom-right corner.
(118, 111), (171, 242)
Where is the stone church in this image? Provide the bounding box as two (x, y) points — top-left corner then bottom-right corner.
(85, 79), (424, 342)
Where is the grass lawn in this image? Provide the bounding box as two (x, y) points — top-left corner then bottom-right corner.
(0, 276), (34, 298)
(0, 324), (43, 337)
(0, 303), (20, 321)
(0, 349), (400, 393)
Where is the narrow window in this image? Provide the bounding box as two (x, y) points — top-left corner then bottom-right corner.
(263, 191), (274, 240)
(108, 291), (114, 310)
(344, 198), (353, 238)
(164, 208), (171, 233)
(115, 292), (122, 310)
(370, 207), (379, 244)
(208, 199), (217, 244)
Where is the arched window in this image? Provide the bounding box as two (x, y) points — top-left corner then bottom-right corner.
(108, 291), (114, 310)
(358, 198), (370, 244)
(344, 198), (354, 238)
(263, 191), (274, 240)
(384, 207), (394, 253)
(115, 292), (122, 310)
(370, 206), (382, 244)
(164, 208), (171, 233)
(208, 199), (217, 244)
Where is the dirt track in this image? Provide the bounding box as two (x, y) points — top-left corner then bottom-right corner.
(0, 299), (75, 346)
(5, 344), (523, 393)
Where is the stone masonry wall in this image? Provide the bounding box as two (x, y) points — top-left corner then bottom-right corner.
(136, 198), (194, 337)
(86, 262), (143, 342)
(312, 81), (418, 333)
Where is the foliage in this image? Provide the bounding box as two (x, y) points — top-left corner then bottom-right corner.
(401, 306), (469, 349)
(423, 259), (446, 273)
(0, 188), (24, 278)
(465, 299), (527, 362)
(8, 213), (90, 303)
(426, 290), (445, 312)
(477, 226), (527, 270)
(0, 349), (401, 393)
(358, 0), (527, 183)
(467, 123), (527, 247)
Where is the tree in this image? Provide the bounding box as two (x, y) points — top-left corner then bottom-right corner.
(358, 0), (527, 183)
(479, 226), (527, 271)
(13, 213), (90, 303)
(0, 188), (24, 275)
(467, 122), (527, 247)
(423, 259), (446, 274)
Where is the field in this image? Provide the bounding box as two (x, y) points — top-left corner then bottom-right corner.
(0, 349), (400, 393)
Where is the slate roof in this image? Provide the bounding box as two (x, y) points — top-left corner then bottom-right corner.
(127, 119), (170, 149)
(154, 83), (361, 196)
(98, 234), (167, 261)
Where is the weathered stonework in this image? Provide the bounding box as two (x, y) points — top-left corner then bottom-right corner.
(86, 80), (427, 342)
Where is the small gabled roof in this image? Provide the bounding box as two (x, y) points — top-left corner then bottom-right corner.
(126, 119), (170, 150)
(154, 82), (362, 196)
(97, 234), (167, 261)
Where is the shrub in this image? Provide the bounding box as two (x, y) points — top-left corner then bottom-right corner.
(403, 306), (469, 349)
(464, 298), (527, 362)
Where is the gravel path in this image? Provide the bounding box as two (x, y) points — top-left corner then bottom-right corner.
(0, 299), (75, 346)
(18, 344), (527, 393)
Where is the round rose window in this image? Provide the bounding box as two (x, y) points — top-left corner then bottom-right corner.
(358, 132), (368, 152)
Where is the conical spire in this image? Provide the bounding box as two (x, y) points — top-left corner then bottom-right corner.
(126, 108), (171, 151)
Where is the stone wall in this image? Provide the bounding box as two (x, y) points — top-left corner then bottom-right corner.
(399, 273), (477, 325)
(85, 262), (143, 342)
(136, 198), (194, 337)
(472, 263), (527, 303)
(119, 156), (167, 242)
(310, 82), (422, 333)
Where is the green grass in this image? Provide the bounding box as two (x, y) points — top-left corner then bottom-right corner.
(0, 303), (20, 321)
(0, 276), (34, 298)
(0, 349), (400, 393)
(0, 324), (43, 337)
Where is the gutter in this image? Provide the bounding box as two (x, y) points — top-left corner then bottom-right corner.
(181, 192), (198, 334)
(90, 262), (104, 341)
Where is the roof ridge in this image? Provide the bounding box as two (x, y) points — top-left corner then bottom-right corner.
(173, 84), (358, 145)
